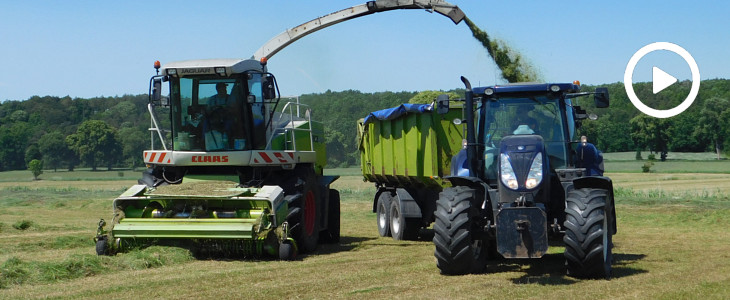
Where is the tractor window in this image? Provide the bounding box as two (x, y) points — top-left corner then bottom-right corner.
(479, 96), (569, 169)
(171, 77), (249, 151)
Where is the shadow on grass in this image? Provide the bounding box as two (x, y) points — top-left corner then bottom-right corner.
(498, 252), (647, 285)
(314, 235), (377, 256)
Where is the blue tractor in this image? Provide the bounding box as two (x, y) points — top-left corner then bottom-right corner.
(434, 77), (616, 278)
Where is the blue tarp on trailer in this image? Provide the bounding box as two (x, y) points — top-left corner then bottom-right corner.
(362, 103), (432, 126)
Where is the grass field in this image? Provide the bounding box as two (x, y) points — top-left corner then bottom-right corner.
(1, 162), (729, 299)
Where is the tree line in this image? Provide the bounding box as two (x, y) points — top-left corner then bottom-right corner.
(0, 79), (728, 172)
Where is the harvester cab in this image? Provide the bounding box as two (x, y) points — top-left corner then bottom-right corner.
(434, 77), (617, 278)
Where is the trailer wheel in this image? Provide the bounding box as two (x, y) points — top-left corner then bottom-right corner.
(389, 199), (420, 240)
(376, 193), (391, 237)
(564, 188), (613, 279)
(433, 186), (486, 275)
(320, 189), (341, 243)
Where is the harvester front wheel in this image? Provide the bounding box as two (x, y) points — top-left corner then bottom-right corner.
(287, 169), (320, 253)
(564, 188), (613, 279)
(376, 193), (391, 237)
(433, 186), (486, 275)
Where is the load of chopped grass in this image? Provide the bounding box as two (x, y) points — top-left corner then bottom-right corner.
(0, 246), (193, 289)
(464, 17), (541, 83)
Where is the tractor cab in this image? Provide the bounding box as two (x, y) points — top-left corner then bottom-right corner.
(473, 83), (581, 184)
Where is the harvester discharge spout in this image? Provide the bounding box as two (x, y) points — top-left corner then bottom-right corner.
(253, 0), (465, 61)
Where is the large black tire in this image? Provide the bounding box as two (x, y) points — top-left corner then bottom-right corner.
(286, 168), (320, 253)
(564, 188), (613, 279)
(376, 193), (391, 237)
(320, 189), (341, 243)
(389, 199), (420, 240)
(433, 186), (486, 275)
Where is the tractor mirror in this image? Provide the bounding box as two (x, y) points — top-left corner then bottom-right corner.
(263, 76), (276, 100)
(594, 87), (609, 108)
(436, 94), (450, 114)
(575, 106), (588, 120)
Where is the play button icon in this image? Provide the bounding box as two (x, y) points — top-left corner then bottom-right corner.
(652, 66), (677, 94)
(624, 42), (701, 118)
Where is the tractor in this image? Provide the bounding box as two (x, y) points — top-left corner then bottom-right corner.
(433, 77), (616, 278)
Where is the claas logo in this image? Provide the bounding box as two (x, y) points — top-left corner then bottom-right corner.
(192, 156), (229, 163)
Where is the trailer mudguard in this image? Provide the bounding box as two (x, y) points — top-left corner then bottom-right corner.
(395, 188), (422, 218)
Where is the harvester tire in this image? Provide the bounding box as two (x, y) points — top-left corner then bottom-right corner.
(376, 193), (391, 237)
(95, 237), (108, 256)
(389, 199), (420, 240)
(563, 188), (613, 279)
(279, 241), (297, 260)
(288, 169), (320, 253)
(326, 189), (341, 243)
(433, 186), (486, 275)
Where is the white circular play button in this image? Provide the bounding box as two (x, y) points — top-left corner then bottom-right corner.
(623, 42), (700, 118)
(652, 66), (677, 94)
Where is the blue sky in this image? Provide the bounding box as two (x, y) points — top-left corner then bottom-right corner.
(0, 1), (728, 101)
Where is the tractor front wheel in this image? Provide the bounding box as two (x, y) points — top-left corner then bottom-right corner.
(433, 186), (486, 275)
(563, 188), (613, 279)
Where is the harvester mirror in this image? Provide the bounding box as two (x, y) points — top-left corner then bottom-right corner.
(152, 78), (162, 103)
(594, 87), (609, 108)
(263, 76), (276, 100)
(436, 94), (450, 114)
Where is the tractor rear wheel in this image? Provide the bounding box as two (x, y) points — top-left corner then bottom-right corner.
(563, 188), (613, 279)
(376, 193), (391, 237)
(433, 186), (486, 275)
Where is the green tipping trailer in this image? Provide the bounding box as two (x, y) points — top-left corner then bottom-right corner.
(358, 101), (464, 240)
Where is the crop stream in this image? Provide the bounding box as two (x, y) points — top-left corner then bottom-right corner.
(464, 16), (541, 83)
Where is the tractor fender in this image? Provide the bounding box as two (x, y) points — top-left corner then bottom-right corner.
(572, 176), (617, 235)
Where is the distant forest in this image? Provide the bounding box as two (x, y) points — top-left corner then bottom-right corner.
(1, 79), (729, 171)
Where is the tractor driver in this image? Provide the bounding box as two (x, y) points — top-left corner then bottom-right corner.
(512, 104), (539, 135)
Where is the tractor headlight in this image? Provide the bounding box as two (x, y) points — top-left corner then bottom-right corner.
(500, 153), (519, 190)
(525, 153), (543, 189)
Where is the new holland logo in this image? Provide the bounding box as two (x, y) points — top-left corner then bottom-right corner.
(192, 155), (229, 163)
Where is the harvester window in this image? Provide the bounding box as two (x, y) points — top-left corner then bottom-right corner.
(171, 78), (248, 151)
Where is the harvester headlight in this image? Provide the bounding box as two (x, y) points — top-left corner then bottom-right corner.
(215, 67), (227, 76)
(500, 153), (519, 190)
(167, 68), (177, 76)
(525, 153), (543, 189)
